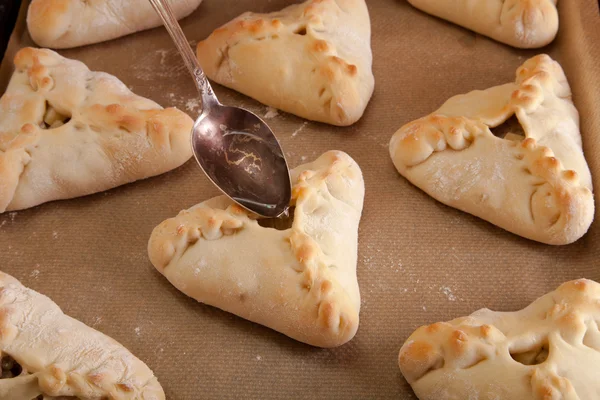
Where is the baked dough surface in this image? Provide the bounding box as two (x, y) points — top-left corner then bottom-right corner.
(0, 48), (193, 214)
(148, 151), (364, 347)
(399, 279), (600, 400)
(389, 55), (594, 245)
(27, 0), (203, 49)
(407, 0), (559, 48)
(196, 0), (374, 126)
(0, 271), (164, 399)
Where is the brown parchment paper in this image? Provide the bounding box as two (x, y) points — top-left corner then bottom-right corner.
(1, 1), (599, 398)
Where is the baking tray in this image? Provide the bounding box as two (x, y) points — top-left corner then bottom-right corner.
(1, 0), (599, 398)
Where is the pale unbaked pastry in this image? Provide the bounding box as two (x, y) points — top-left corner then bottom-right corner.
(0, 271), (164, 399)
(399, 278), (600, 400)
(148, 151), (364, 347)
(389, 55), (594, 245)
(27, 0), (203, 49)
(407, 0), (559, 48)
(0, 47), (193, 214)
(196, 0), (374, 126)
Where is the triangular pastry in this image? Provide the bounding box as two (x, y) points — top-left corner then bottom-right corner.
(0, 47), (193, 214)
(0, 271), (164, 399)
(148, 151), (364, 347)
(398, 278), (600, 400)
(407, 0), (559, 49)
(389, 55), (594, 245)
(196, 0), (374, 126)
(27, 0), (203, 49)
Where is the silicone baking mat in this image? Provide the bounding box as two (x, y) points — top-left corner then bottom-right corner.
(1, 1), (599, 398)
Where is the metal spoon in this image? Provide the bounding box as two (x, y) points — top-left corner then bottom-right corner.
(149, 0), (291, 218)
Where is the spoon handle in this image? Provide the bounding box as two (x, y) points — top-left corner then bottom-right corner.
(148, 0), (218, 110)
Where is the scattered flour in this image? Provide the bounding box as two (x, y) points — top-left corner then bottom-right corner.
(291, 122), (308, 137)
(440, 286), (457, 301)
(193, 258), (208, 276)
(0, 220), (5, 228)
(30, 269), (40, 279)
(300, 156), (307, 162)
(256, 355), (262, 361)
(52, 231), (58, 239)
(185, 98), (201, 114)
(422, 306), (427, 311)
(91, 316), (103, 327)
(135, 327), (141, 336)
(9, 212), (16, 222)
(263, 106), (279, 119)
(156, 49), (169, 66)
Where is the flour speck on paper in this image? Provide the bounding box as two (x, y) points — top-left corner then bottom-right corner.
(440, 286), (457, 301)
(185, 98), (202, 114)
(263, 106), (279, 119)
(291, 122), (309, 137)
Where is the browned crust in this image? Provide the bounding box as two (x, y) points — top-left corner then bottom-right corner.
(398, 278), (600, 398)
(389, 55), (594, 245)
(0, 272), (165, 399)
(147, 151), (363, 347)
(0, 47), (194, 213)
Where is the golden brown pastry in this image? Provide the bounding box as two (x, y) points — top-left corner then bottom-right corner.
(27, 0), (203, 49)
(196, 0), (374, 126)
(389, 55), (594, 245)
(0, 47), (193, 213)
(399, 279), (600, 400)
(407, 0), (559, 48)
(148, 151), (364, 347)
(0, 271), (164, 399)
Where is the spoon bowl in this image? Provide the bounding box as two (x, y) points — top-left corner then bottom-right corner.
(149, 0), (291, 218)
(192, 104), (291, 218)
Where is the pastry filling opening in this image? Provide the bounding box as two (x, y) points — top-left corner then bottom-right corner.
(490, 115), (525, 142)
(294, 26), (307, 36)
(2, 355), (77, 400)
(258, 206), (295, 230)
(510, 341), (549, 365)
(1, 355), (22, 378)
(40, 101), (71, 129)
(582, 320), (600, 351)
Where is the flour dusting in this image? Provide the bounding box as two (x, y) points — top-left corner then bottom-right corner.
(30, 269), (40, 279)
(156, 49), (169, 66)
(440, 286), (457, 301)
(135, 327), (141, 336)
(256, 355), (262, 361)
(291, 122), (308, 137)
(263, 107), (279, 119)
(52, 231), (58, 239)
(185, 98), (202, 114)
